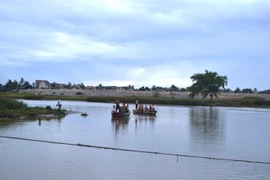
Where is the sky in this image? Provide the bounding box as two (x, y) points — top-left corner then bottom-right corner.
(0, 0), (270, 90)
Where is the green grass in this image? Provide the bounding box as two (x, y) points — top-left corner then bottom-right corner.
(0, 97), (67, 119)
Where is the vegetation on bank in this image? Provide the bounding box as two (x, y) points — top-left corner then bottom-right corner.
(1, 92), (270, 108)
(0, 97), (67, 119)
(1, 77), (270, 94)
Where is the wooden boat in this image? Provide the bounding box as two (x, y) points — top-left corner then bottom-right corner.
(133, 109), (157, 116)
(111, 111), (131, 118)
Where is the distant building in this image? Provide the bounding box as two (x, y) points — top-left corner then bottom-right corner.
(72, 84), (81, 89)
(55, 83), (65, 89)
(105, 86), (117, 90)
(35, 80), (51, 89)
(86, 86), (95, 90)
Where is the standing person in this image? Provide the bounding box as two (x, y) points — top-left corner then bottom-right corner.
(135, 99), (139, 110)
(115, 99), (121, 113)
(57, 98), (62, 109)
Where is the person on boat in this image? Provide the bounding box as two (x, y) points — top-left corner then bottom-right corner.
(138, 104), (144, 112)
(115, 99), (121, 113)
(144, 105), (149, 111)
(125, 104), (130, 113)
(121, 103), (127, 114)
(135, 99), (139, 109)
(112, 105), (116, 113)
(151, 104), (155, 111)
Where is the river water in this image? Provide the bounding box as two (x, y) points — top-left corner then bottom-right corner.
(0, 100), (270, 180)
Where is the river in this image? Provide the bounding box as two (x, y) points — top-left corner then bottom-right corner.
(0, 100), (270, 180)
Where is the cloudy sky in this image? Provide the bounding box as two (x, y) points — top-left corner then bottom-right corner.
(0, 0), (269, 90)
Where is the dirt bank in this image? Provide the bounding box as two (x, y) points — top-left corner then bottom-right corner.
(19, 89), (270, 100)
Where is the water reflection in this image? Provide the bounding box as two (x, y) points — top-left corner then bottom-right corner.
(134, 115), (156, 131)
(189, 107), (225, 149)
(0, 117), (63, 130)
(134, 116), (156, 124)
(111, 117), (130, 136)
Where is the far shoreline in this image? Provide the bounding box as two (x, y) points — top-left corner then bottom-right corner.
(1, 91), (270, 108)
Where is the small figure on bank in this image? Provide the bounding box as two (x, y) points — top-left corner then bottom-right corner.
(57, 98), (62, 109)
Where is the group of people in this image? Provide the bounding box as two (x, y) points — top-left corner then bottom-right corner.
(111, 100), (130, 114)
(112, 99), (156, 114)
(136, 104), (155, 112)
(136, 99), (155, 112)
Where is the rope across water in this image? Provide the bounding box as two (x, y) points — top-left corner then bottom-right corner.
(1, 135), (269, 165)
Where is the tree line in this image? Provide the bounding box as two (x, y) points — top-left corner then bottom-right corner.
(1, 72), (270, 99)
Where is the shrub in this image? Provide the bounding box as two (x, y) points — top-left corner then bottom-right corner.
(76, 92), (83, 95)
(45, 106), (52, 110)
(153, 91), (161, 98)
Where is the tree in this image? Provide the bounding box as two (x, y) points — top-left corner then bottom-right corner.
(234, 87), (241, 93)
(22, 81), (32, 89)
(253, 88), (258, 94)
(0, 83), (4, 92)
(65, 82), (72, 89)
(19, 78), (25, 89)
(138, 86), (145, 91)
(179, 88), (186, 92)
(221, 88), (232, 93)
(145, 87), (150, 91)
(188, 70), (228, 100)
(242, 88), (253, 93)
(80, 83), (86, 89)
(171, 84), (178, 91)
(51, 82), (56, 89)
(5, 79), (18, 91)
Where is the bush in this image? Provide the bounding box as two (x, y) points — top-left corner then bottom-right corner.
(0, 98), (27, 109)
(24, 94), (44, 100)
(76, 92), (83, 95)
(0, 97), (67, 119)
(45, 106), (52, 110)
(153, 92), (160, 98)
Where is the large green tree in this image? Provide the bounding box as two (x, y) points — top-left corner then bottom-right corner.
(188, 70), (228, 100)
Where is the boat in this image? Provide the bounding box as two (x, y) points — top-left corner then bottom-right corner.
(111, 111), (131, 118)
(133, 109), (157, 116)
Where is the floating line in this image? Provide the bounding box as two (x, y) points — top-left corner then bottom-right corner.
(1, 135), (269, 165)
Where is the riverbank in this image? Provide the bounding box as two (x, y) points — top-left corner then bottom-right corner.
(0, 97), (68, 120)
(1, 91), (270, 108)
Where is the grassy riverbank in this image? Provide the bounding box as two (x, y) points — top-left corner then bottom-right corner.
(1, 92), (270, 108)
(0, 97), (67, 119)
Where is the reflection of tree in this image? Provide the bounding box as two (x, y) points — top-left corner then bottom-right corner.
(0, 117), (63, 130)
(111, 117), (130, 136)
(189, 107), (225, 144)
